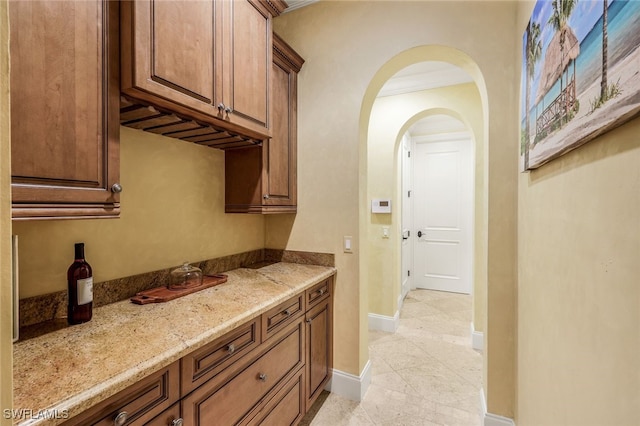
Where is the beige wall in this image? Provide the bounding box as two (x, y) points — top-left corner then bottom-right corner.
(367, 83), (485, 324)
(1, 1), (12, 423)
(274, 0), (518, 416)
(516, 2), (640, 425)
(13, 127), (265, 298)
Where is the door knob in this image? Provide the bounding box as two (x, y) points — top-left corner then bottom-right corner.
(417, 230), (423, 238)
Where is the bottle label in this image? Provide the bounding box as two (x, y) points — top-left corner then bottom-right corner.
(77, 277), (93, 305)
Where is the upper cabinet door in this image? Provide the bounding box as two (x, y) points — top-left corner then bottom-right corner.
(224, 0), (272, 132)
(151, 0), (215, 105)
(10, 0), (120, 220)
(121, 0), (217, 117)
(121, 0), (280, 141)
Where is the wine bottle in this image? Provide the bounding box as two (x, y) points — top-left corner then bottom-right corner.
(67, 243), (93, 324)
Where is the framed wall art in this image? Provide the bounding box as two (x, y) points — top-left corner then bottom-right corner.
(520, 0), (640, 171)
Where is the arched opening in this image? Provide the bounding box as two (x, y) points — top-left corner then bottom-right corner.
(358, 44), (489, 394)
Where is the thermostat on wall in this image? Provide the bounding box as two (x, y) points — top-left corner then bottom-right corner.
(371, 198), (392, 213)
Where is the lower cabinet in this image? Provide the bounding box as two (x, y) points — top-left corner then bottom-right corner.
(305, 295), (333, 411)
(60, 362), (180, 426)
(182, 320), (304, 425)
(62, 277), (334, 426)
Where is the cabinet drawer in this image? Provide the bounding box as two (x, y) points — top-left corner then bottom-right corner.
(62, 362), (179, 426)
(181, 318), (260, 395)
(182, 320), (304, 426)
(246, 369), (304, 426)
(145, 402), (181, 426)
(261, 294), (303, 341)
(305, 278), (332, 311)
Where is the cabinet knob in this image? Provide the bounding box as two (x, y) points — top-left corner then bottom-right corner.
(319, 288), (326, 296)
(306, 318), (312, 324)
(217, 103), (225, 110)
(111, 183), (123, 193)
(171, 418), (184, 426)
(225, 106), (233, 114)
(263, 194), (270, 200)
(227, 343), (235, 354)
(113, 411), (128, 426)
(258, 373), (267, 382)
(284, 309), (291, 316)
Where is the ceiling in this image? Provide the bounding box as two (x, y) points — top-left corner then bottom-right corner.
(379, 62), (473, 138)
(283, 0), (319, 13)
(282, 1), (474, 138)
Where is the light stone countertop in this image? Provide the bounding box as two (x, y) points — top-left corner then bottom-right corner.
(12, 262), (336, 426)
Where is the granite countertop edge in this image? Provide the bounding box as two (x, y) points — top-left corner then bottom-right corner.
(12, 263), (336, 426)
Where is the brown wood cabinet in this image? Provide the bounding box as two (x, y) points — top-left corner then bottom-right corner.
(305, 280), (334, 410)
(9, 0), (120, 220)
(61, 362), (180, 426)
(225, 34), (304, 214)
(62, 277), (333, 426)
(121, 0), (286, 146)
(182, 320), (304, 425)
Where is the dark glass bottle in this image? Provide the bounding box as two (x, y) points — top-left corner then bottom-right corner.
(67, 243), (93, 324)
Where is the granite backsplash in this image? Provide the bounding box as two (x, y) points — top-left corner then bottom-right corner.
(19, 249), (334, 330)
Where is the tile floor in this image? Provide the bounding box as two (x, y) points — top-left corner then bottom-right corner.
(302, 289), (483, 426)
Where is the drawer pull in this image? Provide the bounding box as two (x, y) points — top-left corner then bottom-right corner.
(114, 411), (128, 426)
(171, 418), (184, 426)
(284, 309), (291, 316)
(319, 288), (326, 296)
(258, 373), (267, 382)
(227, 343), (235, 354)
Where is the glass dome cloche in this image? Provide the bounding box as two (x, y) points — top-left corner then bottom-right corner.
(169, 261), (203, 290)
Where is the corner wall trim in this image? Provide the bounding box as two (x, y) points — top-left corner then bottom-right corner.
(481, 389), (516, 426)
(327, 360), (372, 401)
(471, 322), (484, 351)
(368, 311), (399, 332)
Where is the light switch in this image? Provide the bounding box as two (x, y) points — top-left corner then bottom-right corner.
(382, 227), (389, 238)
(343, 236), (353, 253)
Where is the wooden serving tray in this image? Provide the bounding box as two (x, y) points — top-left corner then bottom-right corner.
(130, 274), (228, 305)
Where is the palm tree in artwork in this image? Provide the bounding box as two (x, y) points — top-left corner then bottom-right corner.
(548, 0), (578, 121)
(600, 0), (609, 100)
(524, 20), (542, 169)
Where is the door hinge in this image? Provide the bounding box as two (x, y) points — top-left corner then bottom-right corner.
(408, 190), (411, 198)
(408, 151), (411, 158)
(408, 270), (411, 277)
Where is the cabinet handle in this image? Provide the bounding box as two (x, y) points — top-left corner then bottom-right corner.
(111, 183), (123, 193)
(171, 418), (184, 426)
(227, 343), (235, 354)
(113, 411), (128, 426)
(217, 103), (233, 114)
(258, 373), (267, 382)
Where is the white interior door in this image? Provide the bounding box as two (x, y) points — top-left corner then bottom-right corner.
(413, 136), (473, 294)
(401, 135), (413, 300)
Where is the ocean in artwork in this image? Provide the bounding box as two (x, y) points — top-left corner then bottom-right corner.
(521, 0), (640, 169)
(523, 0), (640, 124)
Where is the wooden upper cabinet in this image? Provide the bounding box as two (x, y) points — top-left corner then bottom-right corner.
(10, 0), (120, 220)
(225, 33), (304, 214)
(121, 0), (283, 142)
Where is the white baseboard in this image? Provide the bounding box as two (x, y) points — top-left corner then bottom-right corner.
(368, 311), (399, 332)
(481, 388), (515, 426)
(471, 322), (484, 351)
(327, 360), (372, 401)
